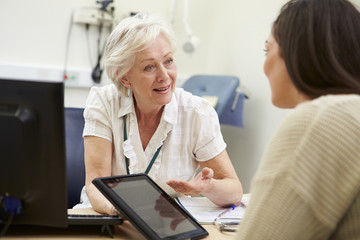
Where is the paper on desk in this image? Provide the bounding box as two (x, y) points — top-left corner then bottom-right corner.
(175, 195), (250, 224)
(202, 96), (218, 108)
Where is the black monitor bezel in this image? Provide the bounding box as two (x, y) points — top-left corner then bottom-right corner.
(0, 78), (67, 228)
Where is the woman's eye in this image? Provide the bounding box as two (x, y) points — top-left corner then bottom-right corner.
(165, 58), (173, 65)
(145, 65), (154, 71)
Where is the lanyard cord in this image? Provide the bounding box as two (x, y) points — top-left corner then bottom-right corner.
(123, 115), (162, 175)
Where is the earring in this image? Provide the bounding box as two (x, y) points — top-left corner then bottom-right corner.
(120, 78), (131, 88)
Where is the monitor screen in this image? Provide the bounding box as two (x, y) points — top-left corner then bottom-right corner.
(0, 78), (67, 228)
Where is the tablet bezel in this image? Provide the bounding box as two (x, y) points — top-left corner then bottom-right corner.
(92, 173), (209, 240)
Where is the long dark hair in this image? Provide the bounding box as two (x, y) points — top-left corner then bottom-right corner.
(273, 0), (360, 98)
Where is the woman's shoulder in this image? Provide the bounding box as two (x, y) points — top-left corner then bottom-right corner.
(256, 95), (360, 182)
(273, 94), (360, 143)
(277, 94), (360, 145)
(296, 94), (360, 120)
(173, 88), (214, 113)
(312, 94), (360, 106)
(86, 84), (122, 105)
(84, 84), (131, 119)
(88, 84), (119, 98)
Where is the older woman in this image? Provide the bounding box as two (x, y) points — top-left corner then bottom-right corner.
(78, 13), (243, 215)
(235, 0), (360, 239)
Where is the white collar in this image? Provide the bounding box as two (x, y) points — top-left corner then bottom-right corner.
(117, 88), (179, 126)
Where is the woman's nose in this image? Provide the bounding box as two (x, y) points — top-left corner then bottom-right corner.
(157, 65), (169, 82)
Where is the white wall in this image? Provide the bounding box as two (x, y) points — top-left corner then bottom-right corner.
(0, 0), (291, 193)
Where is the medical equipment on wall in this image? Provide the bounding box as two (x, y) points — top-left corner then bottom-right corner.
(91, 0), (114, 83)
(64, 0), (115, 85)
(170, 0), (199, 54)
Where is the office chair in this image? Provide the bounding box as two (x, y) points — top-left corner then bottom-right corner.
(182, 75), (245, 127)
(64, 107), (86, 208)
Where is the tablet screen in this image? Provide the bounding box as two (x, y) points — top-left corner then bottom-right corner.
(93, 174), (208, 240)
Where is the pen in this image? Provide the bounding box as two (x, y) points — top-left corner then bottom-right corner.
(215, 206), (241, 232)
(217, 205), (236, 219)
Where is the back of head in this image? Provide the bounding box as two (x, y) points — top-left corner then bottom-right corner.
(104, 13), (177, 95)
(273, 0), (360, 98)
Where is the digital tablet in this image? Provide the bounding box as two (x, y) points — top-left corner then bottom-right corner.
(92, 174), (209, 240)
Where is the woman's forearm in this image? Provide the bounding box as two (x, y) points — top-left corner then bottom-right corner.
(86, 184), (117, 215)
(201, 177), (243, 207)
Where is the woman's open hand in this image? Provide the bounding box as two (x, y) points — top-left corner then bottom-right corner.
(166, 167), (214, 196)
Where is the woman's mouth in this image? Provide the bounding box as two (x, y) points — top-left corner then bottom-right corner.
(154, 85), (170, 92)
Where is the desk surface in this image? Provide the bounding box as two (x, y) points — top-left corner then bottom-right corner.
(2, 208), (236, 240)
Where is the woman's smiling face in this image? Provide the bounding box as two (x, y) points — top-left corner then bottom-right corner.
(121, 34), (177, 111)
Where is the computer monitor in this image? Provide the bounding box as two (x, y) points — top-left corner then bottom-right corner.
(0, 78), (67, 228)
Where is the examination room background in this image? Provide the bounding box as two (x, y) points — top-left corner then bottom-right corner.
(0, 0), (292, 193)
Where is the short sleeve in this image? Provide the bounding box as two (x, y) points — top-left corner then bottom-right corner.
(189, 96), (226, 161)
(82, 86), (114, 142)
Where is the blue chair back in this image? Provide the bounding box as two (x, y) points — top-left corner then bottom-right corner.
(65, 107), (85, 208)
(182, 75), (245, 127)
(182, 75), (240, 116)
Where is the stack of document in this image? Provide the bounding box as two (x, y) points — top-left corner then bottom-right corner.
(175, 195), (250, 224)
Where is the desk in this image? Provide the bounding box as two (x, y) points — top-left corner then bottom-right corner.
(2, 208), (236, 240)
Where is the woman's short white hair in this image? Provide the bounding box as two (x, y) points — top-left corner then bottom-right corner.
(104, 12), (177, 96)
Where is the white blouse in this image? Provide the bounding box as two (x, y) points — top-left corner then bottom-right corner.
(77, 84), (226, 207)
